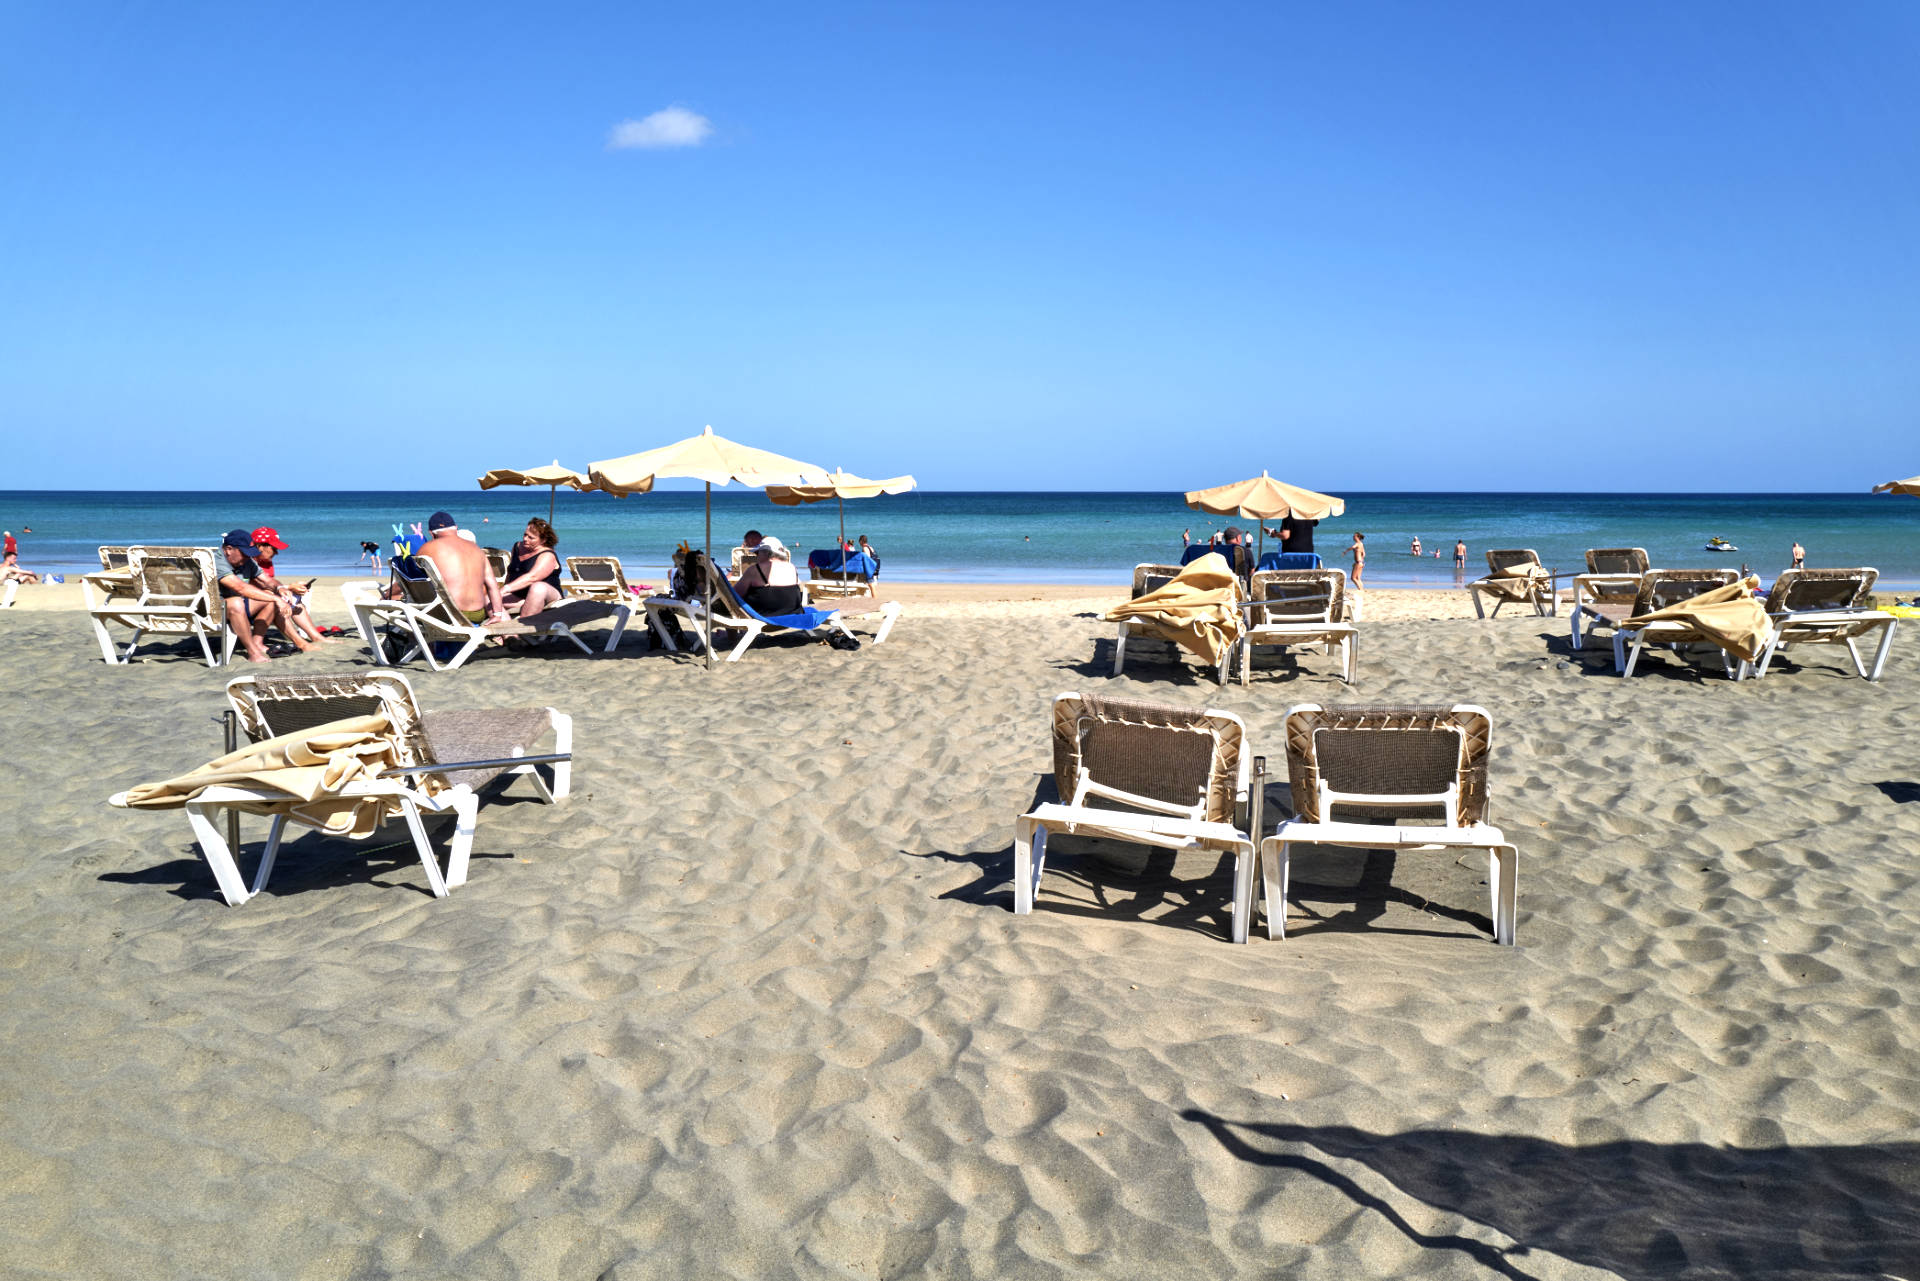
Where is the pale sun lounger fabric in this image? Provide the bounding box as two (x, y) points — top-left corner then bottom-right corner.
(117, 712), (433, 837)
(1624, 576), (1771, 663)
(1102, 553), (1245, 666)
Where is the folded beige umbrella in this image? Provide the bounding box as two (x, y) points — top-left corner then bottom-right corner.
(1624, 576), (1770, 664)
(765, 467), (917, 555)
(588, 426), (830, 668)
(1185, 471), (1345, 566)
(116, 712), (421, 839)
(1103, 552), (1246, 666)
(477, 461), (591, 522)
(1872, 475), (1920, 496)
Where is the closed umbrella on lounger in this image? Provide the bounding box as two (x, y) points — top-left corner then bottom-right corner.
(477, 461), (591, 522)
(588, 426), (829, 669)
(1185, 472), (1345, 568)
(765, 467), (916, 560)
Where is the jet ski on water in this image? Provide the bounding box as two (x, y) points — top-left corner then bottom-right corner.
(1704, 537), (1739, 553)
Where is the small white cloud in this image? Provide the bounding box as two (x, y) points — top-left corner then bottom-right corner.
(608, 106), (713, 150)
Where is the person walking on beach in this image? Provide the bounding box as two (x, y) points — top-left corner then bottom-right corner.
(1791, 540), (1805, 569)
(1410, 535), (1421, 557)
(1348, 532), (1366, 588)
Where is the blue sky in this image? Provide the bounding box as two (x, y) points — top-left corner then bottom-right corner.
(2, 2), (1915, 491)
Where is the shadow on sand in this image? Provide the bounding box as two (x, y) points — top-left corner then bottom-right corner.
(1181, 1111), (1920, 1279)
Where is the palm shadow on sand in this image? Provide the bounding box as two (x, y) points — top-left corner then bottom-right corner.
(1180, 1111), (1920, 1280)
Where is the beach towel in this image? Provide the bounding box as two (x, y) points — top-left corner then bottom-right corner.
(1104, 552), (1245, 666)
(115, 712), (434, 838)
(1479, 563), (1552, 602)
(1624, 576), (1772, 663)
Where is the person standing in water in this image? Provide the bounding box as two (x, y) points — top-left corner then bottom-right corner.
(1348, 532), (1366, 588)
(1410, 535), (1422, 557)
(1791, 540), (1805, 569)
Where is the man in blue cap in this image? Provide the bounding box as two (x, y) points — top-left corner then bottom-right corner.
(218, 529), (313, 662)
(408, 511), (506, 624)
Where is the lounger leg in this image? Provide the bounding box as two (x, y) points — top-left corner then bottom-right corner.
(444, 789), (479, 888)
(603, 606), (632, 653)
(399, 798), (450, 898)
(194, 627), (217, 669)
(443, 632), (487, 671)
(1867, 620), (1896, 681)
(644, 605), (680, 652)
(1342, 635), (1356, 684)
(122, 629), (146, 663)
(184, 802), (253, 906)
(872, 601), (901, 644)
(1112, 622), (1129, 676)
(1470, 588), (1486, 620)
(90, 614), (123, 665)
(1570, 611), (1585, 651)
(1012, 820), (1046, 915)
(1489, 844), (1518, 945)
(547, 708), (572, 800)
(1231, 841), (1253, 944)
(725, 620), (763, 662)
(250, 814), (289, 896)
(1755, 629), (1782, 678)
(1263, 840), (1290, 940)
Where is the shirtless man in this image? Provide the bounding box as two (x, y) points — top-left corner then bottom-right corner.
(1790, 540), (1805, 569)
(1453, 539), (1467, 569)
(410, 511), (508, 623)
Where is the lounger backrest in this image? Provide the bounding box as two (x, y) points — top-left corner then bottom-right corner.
(1283, 704), (1491, 827)
(1132, 564), (1183, 598)
(1765, 568), (1877, 613)
(1484, 549), (1541, 575)
(227, 671), (433, 769)
(1586, 548), (1649, 576)
(566, 556), (628, 593)
(1251, 570), (1343, 624)
(128, 548), (218, 610)
(1634, 569), (1742, 614)
(482, 548), (510, 582)
(1050, 693), (1243, 824)
(99, 546), (130, 571)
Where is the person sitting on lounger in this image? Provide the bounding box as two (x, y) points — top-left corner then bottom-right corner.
(734, 544), (804, 615)
(501, 517), (564, 620)
(742, 529), (790, 561)
(218, 529), (314, 662)
(250, 526), (332, 645)
(389, 511), (508, 624)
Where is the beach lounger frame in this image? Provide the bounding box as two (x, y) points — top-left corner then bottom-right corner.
(1752, 568), (1897, 681)
(1014, 692), (1260, 942)
(643, 560), (863, 661)
(1237, 569), (1358, 686)
(1569, 568), (1741, 656)
(1599, 570), (1754, 678)
(564, 555), (639, 605)
(346, 557), (631, 670)
(1252, 703), (1516, 945)
(1468, 549), (1562, 619)
(1560, 547), (1649, 614)
(85, 547), (237, 668)
(116, 670), (573, 906)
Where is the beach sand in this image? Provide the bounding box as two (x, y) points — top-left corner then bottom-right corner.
(2, 584), (1917, 1277)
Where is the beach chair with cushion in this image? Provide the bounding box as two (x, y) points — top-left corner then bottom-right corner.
(1014, 692), (1261, 942)
(564, 555), (640, 605)
(108, 670), (571, 906)
(1753, 568), (1898, 681)
(1239, 569), (1358, 685)
(1605, 571), (1759, 678)
(805, 549), (881, 601)
(85, 547), (235, 667)
(1467, 549), (1561, 619)
(1569, 567), (1740, 655)
(1561, 547), (1649, 615)
(348, 556), (631, 670)
(644, 557), (859, 661)
(1252, 703), (1516, 945)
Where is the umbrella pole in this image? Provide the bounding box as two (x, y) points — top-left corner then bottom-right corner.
(704, 481), (714, 671)
(838, 496), (846, 558)
(549, 484), (556, 524)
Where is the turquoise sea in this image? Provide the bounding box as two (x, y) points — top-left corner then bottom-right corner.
(4, 490), (1918, 590)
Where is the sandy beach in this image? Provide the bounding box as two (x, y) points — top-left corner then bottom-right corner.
(2, 582), (1917, 1278)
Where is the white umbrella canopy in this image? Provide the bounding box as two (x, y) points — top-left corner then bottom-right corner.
(765, 468), (917, 555)
(1873, 476), (1920, 496)
(476, 461), (590, 521)
(586, 426), (831, 669)
(1184, 471), (1346, 566)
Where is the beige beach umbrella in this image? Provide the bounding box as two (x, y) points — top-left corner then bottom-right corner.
(1185, 471), (1346, 567)
(1872, 476), (1920, 496)
(588, 426), (829, 668)
(476, 461), (591, 522)
(765, 467), (917, 557)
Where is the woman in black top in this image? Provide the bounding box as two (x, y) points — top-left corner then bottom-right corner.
(502, 517), (563, 619)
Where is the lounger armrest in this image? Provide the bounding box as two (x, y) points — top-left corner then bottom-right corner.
(1270, 817), (1507, 848)
(377, 751), (571, 779)
(1075, 774), (1209, 821)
